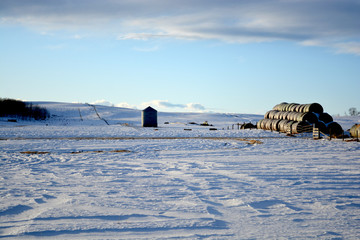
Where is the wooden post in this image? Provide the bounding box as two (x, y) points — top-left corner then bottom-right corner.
(313, 124), (320, 140)
(78, 108), (83, 121)
(286, 126), (292, 135)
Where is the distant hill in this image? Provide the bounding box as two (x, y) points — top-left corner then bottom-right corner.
(1, 101), (356, 131)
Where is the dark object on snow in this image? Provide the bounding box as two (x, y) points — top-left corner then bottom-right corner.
(142, 106), (158, 127)
(349, 124), (360, 138)
(200, 121), (213, 126)
(241, 122), (256, 129)
(318, 112), (333, 124)
(325, 122), (343, 137)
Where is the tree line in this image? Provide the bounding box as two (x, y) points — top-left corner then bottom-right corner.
(349, 107), (359, 116)
(0, 98), (50, 120)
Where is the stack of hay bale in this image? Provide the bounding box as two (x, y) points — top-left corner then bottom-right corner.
(257, 102), (343, 136)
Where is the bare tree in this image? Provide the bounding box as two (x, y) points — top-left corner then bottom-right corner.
(349, 107), (359, 116)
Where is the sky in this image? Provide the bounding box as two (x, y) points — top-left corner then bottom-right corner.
(1, 0), (360, 115)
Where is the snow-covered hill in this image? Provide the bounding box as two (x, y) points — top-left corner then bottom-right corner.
(1, 102), (359, 239)
(33, 101), (264, 127)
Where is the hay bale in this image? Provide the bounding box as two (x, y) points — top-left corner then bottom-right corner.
(318, 112), (333, 124)
(291, 121), (312, 134)
(303, 103), (323, 113)
(349, 124), (360, 138)
(326, 122), (343, 137)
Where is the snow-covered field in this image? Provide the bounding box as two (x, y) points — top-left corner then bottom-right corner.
(1, 102), (359, 239)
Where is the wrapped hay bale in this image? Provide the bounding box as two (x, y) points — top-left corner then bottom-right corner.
(314, 121), (327, 133)
(296, 112), (318, 124)
(325, 122), (343, 137)
(318, 112), (333, 124)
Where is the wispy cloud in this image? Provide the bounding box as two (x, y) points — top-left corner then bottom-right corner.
(91, 99), (114, 107)
(141, 100), (207, 112)
(1, 0), (360, 55)
(115, 102), (137, 109)
(334, 42), (360, 56)
(92, 99), (207, 112)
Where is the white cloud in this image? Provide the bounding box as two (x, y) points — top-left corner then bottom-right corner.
(115, 102), (137, 109)
(1, 0), (360, 55)
(334, 42), (360, 56)
(140, 100), (206, 112)
(186, 103), (206, 111)
(91, 99), (114, 107)
(89, 99), (207, 112)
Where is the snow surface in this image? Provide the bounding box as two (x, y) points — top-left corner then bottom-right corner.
(0, 102), (359, 239)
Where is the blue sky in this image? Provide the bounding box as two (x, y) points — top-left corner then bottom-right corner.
(1, 0), (360, 115)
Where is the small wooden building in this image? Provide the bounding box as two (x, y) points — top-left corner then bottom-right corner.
(142, 106), (158, 127)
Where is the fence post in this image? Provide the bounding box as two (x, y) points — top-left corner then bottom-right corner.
(313, 124), (320, 140)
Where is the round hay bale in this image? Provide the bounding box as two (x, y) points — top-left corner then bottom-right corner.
(257, 119), (264, 129)
(318, 112), (333, 123)
(298, 112), (318, 124)
(289, 103), (299, 112)
(268, 110), (279, 119)
(349, 124), (360, 138)
(289, 112), (299, 121)
(281, 111), (290, 120)
(314, 121), (327, 133)
(265, 119), (273, 130)
(285, 104), (292, 112)
(274, 111), (282, 120)
(271, 119), (282, 131)
(278, 119), (291, 132)
(282, 103), (289, 112)
(259, 119), (267, 129)
(273, 102), (287, 111)
(264, 110), (272, 119)
(294, 105), (302, 112)
(299, 104), (306, 113)
(303, 103), (323, 113)
(291, 121), (311, 134)
(286, 112), (294, 121)
(326, 122), (343, 137)
(272, 104), (281, 111)
(285, 120), (295, 133)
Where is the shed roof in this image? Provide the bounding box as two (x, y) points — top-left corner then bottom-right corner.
(143, 106), (157, 112)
